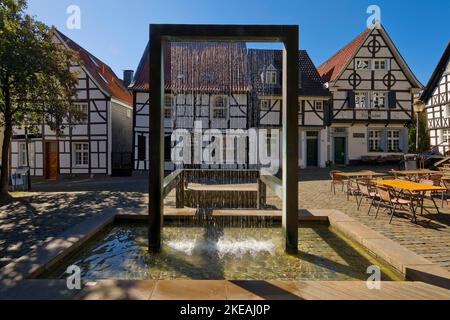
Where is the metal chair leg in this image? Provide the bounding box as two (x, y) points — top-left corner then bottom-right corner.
(368, 197), (375, 215)
(389, 204), (397, 224)
(375, 200), (381, 218)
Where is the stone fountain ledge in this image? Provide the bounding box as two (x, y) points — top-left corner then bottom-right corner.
(0, 207), (449, 300)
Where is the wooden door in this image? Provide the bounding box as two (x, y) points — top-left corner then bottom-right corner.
(45, 141), (58, 180)
(334, 137), (346, 165)
(306, 138), (318, 167)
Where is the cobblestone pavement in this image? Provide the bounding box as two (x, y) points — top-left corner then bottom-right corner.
(1, 167), (449, 271)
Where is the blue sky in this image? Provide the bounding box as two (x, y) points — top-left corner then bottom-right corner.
(27, 0), (449, 85)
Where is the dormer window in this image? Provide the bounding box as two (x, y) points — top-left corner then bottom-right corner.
(264, 64), (278, 85)
(212, 96), (228, 119)
(164, 95), (173, 119)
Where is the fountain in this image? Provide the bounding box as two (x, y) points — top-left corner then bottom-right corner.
(148, 24), (300, 254)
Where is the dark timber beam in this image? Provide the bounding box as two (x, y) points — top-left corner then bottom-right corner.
(282, 32), (299, 253)
(148, 24), (299, 253)
(148, 26), (164, 253)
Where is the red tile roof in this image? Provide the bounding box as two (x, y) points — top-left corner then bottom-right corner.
(130, 42), (249, 93)
(56, 29), (132, 105)
(317, 28), (371, 83)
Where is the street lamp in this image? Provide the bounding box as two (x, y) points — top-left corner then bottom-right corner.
(413, 100), (426, 152)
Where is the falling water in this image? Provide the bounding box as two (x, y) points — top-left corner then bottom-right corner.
(163, 41), (283, 227)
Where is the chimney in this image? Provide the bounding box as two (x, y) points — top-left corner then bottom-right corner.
(123, 69), (134, 88)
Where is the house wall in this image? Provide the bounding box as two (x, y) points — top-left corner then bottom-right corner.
(327, 27), (418, 162)
(426, 60), (450, 155)
(133, 91), (248, 171)
(328, 125), (408, 165)
(111, 100), (133, 154)
(11, 65), (111, 176)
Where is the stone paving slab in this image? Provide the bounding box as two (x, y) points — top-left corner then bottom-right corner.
(0, 209), (116, 292)
(1, 279), (449, 300)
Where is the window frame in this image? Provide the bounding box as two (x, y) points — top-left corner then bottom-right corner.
(442, 129), (450, 144)
(387, 130), (401, 152)
(368, 130), (382, 152)
(371, 92), (387, 108)
(373, 59), (389, 71)
(355, 92), (369, 108)
(73, 102), (89, 124)
(18, 142), (28, 167)
(164, 95), (173, 119)
(73, 142), (89, 167)
(355, 59), (371, 70)
(212, 96), (228, 119)
(314, 100), (323, 111)
(260, 99), (271, 111)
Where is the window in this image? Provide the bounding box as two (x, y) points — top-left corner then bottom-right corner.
(368, 130), (381, 152)
(355, 92), (369, 108)
(266, 71), (277, 84)
(355, 59), (370, 70)
(260, 99), (270, 111)
(445, 104), (450, 118)
(212, 96), (227, 119)
(373, 59), (388, 70)
(442, 129), (450, 144)
(74, 143), (89, 166)
(74, 103), (88, 123)
(264, 65), (278, 85)
(355, 92), (387, 108)
(164, 95), (173, 119)
(387, 130), (400, 152)
(371, 92), (386, 108)
(18, 142), (28, 166)
(314, 101), (323, 111)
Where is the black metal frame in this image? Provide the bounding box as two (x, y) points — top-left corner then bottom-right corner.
(148, 24), (299, 253)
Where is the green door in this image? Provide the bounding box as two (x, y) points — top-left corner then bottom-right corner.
(334, 137), (346, 165)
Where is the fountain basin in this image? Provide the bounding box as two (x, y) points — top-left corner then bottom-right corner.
(42, 222), (403, 281)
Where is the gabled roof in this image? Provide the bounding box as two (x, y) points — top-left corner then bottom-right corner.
(55, 29), (132, 105)
(420, 41), (450, 103)
(317, 28), (370, 83)
(317, 24), (422, 89)
(248, 49), (330, 97)
(130, 42), (249, 93)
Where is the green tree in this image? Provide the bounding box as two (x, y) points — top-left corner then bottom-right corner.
(0, 0), (80, 198)
(408, 111), (430, 153)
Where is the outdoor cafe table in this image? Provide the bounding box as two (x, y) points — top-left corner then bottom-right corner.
(371, 179), (446, 222)
(334, 171), (385, 199)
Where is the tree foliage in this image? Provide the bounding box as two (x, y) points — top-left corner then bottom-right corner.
(0, 0), (81, 196)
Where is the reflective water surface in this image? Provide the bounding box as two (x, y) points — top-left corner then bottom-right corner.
(46, 223), (402, 281)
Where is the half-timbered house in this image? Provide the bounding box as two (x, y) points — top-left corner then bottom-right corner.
(248, 49), (331, 168)
(10, 30), (133, 179)
(317, 24), (422, 165)
(421, 42), (450, 155)
(130, 42), (249, 171)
